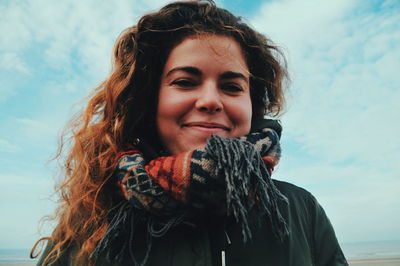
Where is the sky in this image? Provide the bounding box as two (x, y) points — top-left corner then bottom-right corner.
(0, 0), (399, 252)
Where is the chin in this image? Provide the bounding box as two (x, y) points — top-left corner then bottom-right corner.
(171, 141), (207, 154)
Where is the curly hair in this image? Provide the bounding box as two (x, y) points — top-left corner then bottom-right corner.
(31, 0), (288, 264)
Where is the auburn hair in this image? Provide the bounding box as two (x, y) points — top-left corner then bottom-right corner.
(31, 0), (288, 264)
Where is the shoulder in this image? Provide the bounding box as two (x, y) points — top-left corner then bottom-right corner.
(273, 179), (317, 206)
(272, 179), (327, 225)
(273, 179), (311, 196)
(272, 179), (319, 231)
(273, 180), (349, 265)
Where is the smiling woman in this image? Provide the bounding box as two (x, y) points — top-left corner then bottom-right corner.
(32, 1), (348, 266)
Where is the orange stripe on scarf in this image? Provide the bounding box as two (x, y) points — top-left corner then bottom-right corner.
(145, 150), (193, 202)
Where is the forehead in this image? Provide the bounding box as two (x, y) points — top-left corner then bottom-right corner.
(163, 34), (249, 75)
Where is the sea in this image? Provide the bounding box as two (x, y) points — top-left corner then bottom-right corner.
(0, 240), (399, 264)
(0, 248), (37, 265)
(341, 240), (400, 259)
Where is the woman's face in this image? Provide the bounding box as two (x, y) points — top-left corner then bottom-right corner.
(157, 35), (252, 155)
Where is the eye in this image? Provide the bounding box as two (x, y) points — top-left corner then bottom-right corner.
(221, 83), (244, 93)
(171, 79), (197, 88)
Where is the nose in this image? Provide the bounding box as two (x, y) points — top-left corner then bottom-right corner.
(195, 83), (223, 114)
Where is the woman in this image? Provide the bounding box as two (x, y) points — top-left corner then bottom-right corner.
(32, 1), (348, 265)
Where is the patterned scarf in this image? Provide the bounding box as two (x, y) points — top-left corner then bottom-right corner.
(91, 127), (289, 265)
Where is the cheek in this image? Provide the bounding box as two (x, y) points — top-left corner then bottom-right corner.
(157, 90), (190, 123)
(156, 90), (174, 132)
(156, 89), (193, 141)
(233, 97), (252, 134)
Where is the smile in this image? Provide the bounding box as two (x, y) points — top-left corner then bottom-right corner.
(182, 122), (230, 133)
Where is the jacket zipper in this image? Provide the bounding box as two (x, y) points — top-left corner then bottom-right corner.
(221, 230), (232, 266)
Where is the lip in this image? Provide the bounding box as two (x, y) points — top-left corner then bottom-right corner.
(182, 122), (230, 132)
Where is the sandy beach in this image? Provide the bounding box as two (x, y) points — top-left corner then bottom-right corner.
(0, 265), (34, 266)
(349, 257), (400, 266)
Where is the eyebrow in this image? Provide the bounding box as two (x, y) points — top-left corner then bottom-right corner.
(166, 66), (249, 82)
(220, 71), (249, 83)
(166, 66), (202, 77)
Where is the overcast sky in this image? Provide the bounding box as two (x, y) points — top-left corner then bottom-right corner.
(1, 0), (399, 251)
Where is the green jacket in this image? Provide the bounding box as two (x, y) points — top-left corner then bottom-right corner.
(37, 180), (348, 266)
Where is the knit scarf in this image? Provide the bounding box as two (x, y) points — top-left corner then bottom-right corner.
(91, 127), (289, 265)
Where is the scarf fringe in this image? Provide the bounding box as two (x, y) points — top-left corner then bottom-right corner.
(206, 135), (289, 242)
(90, 201), (184, 265)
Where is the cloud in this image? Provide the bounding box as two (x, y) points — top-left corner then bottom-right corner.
(15, 118), (55, 141)
(0, 52), (31, 101)
(0, 0), (174, 104)
(0, 52), (31, 74)
(0, 139), (21, 153)
(1, 0), (173, 79)
(0, 1), (33, 52)
(251, 0), (356, 51)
